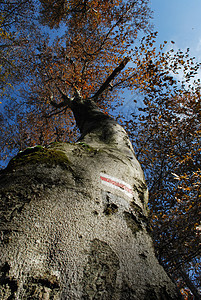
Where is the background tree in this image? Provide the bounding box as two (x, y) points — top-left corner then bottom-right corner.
(0, 0), (43, 95)
(123, 36), (201, 298)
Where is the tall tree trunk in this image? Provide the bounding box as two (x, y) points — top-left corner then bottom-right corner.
(0, 98), (181, 299)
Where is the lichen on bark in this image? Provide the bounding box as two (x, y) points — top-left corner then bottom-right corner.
(82, 239), (120, 300)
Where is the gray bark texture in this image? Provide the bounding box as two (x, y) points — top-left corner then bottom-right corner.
(0, 101), (181, 299)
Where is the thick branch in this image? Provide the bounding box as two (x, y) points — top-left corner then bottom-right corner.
(49, 57), (130, 135)
(92, 56), (130, 100)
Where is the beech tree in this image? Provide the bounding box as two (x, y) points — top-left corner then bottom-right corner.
(0, 1), (184, 298)
(0, 0), (200, 298)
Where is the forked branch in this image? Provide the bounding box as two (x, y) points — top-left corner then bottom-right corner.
(50, 56), (130, 109)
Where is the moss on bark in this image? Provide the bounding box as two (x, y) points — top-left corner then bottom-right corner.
(7, 146), (71, 170)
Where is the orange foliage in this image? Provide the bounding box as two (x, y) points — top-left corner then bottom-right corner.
(0, 0), (151, 162)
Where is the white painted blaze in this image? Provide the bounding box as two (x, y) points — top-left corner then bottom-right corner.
(100, 172), (133, 198)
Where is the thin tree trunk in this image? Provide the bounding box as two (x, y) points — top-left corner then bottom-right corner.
(178, 267), (201, 300)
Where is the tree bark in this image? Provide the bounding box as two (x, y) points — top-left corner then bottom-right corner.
(0, 99), (182, 299)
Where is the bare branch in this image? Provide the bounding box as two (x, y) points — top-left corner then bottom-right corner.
(91, 56), (130, 100)
(83, 3), (135, 57)
(44, 106), (67, 118)
(50, 86), (72, 108)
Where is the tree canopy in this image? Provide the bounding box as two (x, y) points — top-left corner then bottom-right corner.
(0, 0), (200, 297)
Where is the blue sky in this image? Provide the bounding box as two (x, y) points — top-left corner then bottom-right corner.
(151, 0), (201, 62)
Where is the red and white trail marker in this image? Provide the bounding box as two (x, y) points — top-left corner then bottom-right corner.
(100, 172), (133, 198)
